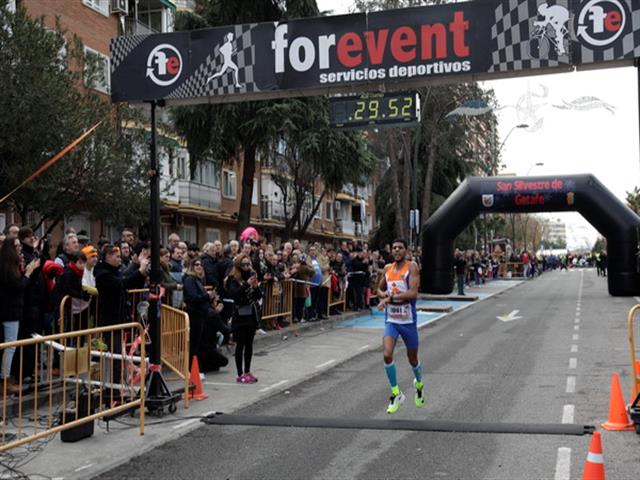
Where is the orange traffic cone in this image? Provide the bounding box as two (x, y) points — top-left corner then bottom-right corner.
(581, 431), (605, 480)
(601, 373), (633, 431)
(188, 356), (208, 401)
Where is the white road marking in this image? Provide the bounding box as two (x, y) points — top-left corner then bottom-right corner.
(574, 325), (579, 331)
(569, 358), (577, 369)
(173, 419), (198, 430)
(554, 447), (572, 480)
(497, 310), (523, 322)
(358, 344), (370, 351)
(315, 359), (337, 369)
(572, 334), (579, 341)
(259, 380), (288, 393)
(562, 404), (575, 424)
(172, 411), (215, 430)
(576, 307), (581, 312)
(571, 345), (578, 353)
(75, 464), (93, 472)
(574, 318), (580, 324)
(634, 297), (640, 304)
(575, 311), (581, 316)
(566, 376), (576, 393)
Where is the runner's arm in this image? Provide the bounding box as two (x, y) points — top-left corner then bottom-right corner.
(376, 265), (389, 299)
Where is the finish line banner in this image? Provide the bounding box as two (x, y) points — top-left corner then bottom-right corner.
(111, 0), (640, 105)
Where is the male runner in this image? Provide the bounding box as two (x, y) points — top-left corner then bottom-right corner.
(376, 239), (423, 414)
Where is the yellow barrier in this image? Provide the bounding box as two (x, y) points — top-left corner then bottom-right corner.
(326, 284), (346, 317)
(127, 288), (150, 323)
(58, 294), (99, 334)
(0, 323), (146, 452)
(160, 305), (190, 409)
(261, 280), (293, 327)
(628, 305), (640, 401)
(58, 289), (148, 334)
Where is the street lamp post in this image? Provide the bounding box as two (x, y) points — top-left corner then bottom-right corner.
(526, 162), (545, 175)
(494, 123), (529, 175)
(485, 123), (529, 253)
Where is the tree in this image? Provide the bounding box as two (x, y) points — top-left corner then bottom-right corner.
(592, 236), (606, 253)
(626, 187), (640, 215)
(353, 0), (498, 245)
(261, 97), (375, 239)
(172, 0), (320, 236)
(0, 5), (149, 233)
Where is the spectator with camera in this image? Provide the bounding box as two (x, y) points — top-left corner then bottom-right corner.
(224, 254), (262, 384)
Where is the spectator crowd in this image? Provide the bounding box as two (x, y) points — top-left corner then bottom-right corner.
(0, 223), (423, 389)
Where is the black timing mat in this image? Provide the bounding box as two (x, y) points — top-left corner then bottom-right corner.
(201, 413), (594, 436)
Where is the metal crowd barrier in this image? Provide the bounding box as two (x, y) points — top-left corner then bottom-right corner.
(0, 323), (146, 453)
(628, 305), (640, 402)
(160, 304), (190, 409)
(127, 288), (150, 323)
(57, 291), (189, 407)
(58, 294), (100, 334)
(261, 279), (293, 327)
(58, 290), (147, 335)
(326, 283), (346, 317)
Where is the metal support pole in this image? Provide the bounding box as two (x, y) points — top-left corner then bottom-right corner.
(145, 99), (181, 414)
(149, 100), (161, 367)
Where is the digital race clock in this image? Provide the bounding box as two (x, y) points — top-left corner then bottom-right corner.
(329, 92), (420, 129)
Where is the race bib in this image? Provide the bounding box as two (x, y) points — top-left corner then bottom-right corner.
(388, 304), (410, 321)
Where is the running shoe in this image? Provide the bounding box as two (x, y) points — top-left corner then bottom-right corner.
(244, 372), (258, 383)
(386, 391), (405, 414)
(414, 379), (425, 408)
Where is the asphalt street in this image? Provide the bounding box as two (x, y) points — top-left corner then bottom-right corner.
(97, 269), (640, 480)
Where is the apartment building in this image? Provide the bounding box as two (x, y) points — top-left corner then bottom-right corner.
(3, 0), (377, 247)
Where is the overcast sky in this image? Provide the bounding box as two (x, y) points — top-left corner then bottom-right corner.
(316, 0), (640, 249)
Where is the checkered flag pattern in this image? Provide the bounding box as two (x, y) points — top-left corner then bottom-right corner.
(575, 0), (640, 64)
(166, 24), (259, 100)
(489, 0), (570, 73)
(111, 34), (149, 72)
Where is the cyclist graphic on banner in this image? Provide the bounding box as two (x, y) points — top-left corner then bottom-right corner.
(531, 2), (570, 57)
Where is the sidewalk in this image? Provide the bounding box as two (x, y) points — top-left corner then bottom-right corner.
(12, 279), (523, 479)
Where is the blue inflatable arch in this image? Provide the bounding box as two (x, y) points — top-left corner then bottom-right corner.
(421, 175), (640, 296)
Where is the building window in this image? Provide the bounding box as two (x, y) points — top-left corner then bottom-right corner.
(314, 197), (321, 219)
(177, 156), (187, 180)
(325, 201), (333, 221)
(161, 224), (170, 246)
(65, 214), (92, 239)
(205, 228), (221, 242)
(180, 225), (197, 244)
(83, 46), (110, 94)
(223, 170), (237, 199)
(194, 160), (220, 188)
(82, 0), (109, 16)
(252, 178), (258, 206)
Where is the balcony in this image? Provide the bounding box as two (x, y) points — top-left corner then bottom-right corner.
(261, 199), (289, 222)
(341, 183), (369, 199)
(177, 180), (221, 210)
(338, 218), (369, 237)
(124, 18), (158, 35)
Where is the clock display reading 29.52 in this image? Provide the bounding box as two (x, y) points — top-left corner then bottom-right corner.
(330, 92), (420, 129)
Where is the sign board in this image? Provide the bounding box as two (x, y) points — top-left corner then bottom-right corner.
(111, 0), (640, 105)
(482, 177), (577, 212)
(329, 91), (419, 128)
